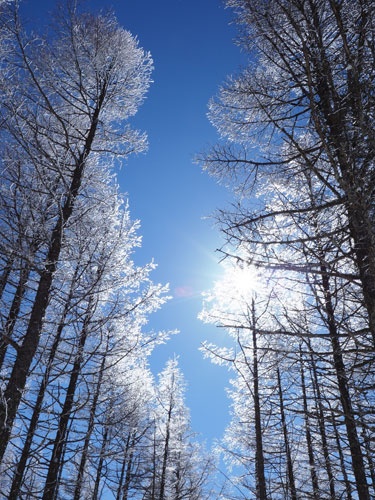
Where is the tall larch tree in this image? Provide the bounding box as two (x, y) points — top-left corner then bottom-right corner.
(199, 1), (375, 498)
(0, 0), (153, 463)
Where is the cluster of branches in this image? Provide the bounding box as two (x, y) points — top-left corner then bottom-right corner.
(199, 0), (375, 499)
(0, 2), (214, 499)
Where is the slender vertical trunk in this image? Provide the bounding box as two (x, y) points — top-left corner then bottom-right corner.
(7, 271), (77, 500)
(331, 408), (353, 500)
(159, 408), (172, 500)
(116, 440), (129, 500)
(150, 430), (157, 500)
(299, 348), (319, 500)
(92, 426), (109, 500)
(320, 264), (370, 500)
(0, 264), (31, 370)
(308, 343), (336, 500)
(0, 93), (105, 464)
(42, 299), (94, 500)
(116, 450), (128, 500)
(0, 253), (14, 300)
(115, 432), (134, 500)
(122, 434), (136, 500)
(357, 403), (375, 495)
(54, 415), (74, 500)
(346, 204), (375, 346)
(73, 353), (106, 500)
(251, 300), (268, 500)
(174, 465), (182, 500)
(277, 367), (297, 500)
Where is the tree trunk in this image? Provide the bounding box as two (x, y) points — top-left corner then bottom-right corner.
(330, 408), (353, 500)
(116, 446), (128, 500)
(308, 345), (336, 500)
(320, 264), (370, 500)
(159, 409), (171, 500)
(299, 348), (320, 500)
(0, 263), (30, 370)
(0, 253), (14, 300)
(42, 299), (94, 500)
(73, 353), (106, 500)
(0, 90), (105, 464)
(115, 432), (135, 500)
(357, 403), (375, 495)
(7, 273), (76, 500)
(277, 367), (297, 500)
(92, 426), (109, 500)
(304, 0), (375, 345)
(251, 300), (268, 500)
(122, 434), (136, 500)
(150, 430), (157, 500)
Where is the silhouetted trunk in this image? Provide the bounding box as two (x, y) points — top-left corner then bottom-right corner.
(73, 353), (106, 500)
(277, 367), (297, 500)
(7, 270), (77, 500)
(358, 403), (375, 495)
(299, 348), (319, 500)
(0, 253), (14, 299)
(305, 0), (375, 345)
(0, 263), (30, 370)
(116, 436), (129, 500)
(92, 426), (109, 500)
(346, 203), (375, 346)
(42, 298), (94, 500)
(331, 408), (353, 500)
(0, 90), (105, 464)
(320, 264), (370, 500)
(159, 408), (171, 500)
(150, 430), (157, 500)
(115, 433), (134, 500)
(251, 300), (268, 500)
(55, 417), (73, 500)
(122, 433), (136, 500)
(308, 343), (336, 500)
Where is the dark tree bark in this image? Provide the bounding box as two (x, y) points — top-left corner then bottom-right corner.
(320, 264), (370, 500)
(92, 426), (109, 500)
(41, 298), (94, 500)
(0, 89), (106, 464)
(0, 253), (14, 300)
(73, 353), (106, 500)
(0, 263), (30, 370)
(299, 348), (320, 500)
(251, 300), (268, 500)
(150, 430), (157, 500)
(121, 433), (136, 500)
(357, 402), (375, 495)
(116, 435), (131, 500)
(277, 367), (297, 500)
(7, 268), (78, 500)
(308, 345), (337, 500)
(159, 407), (172, 500)
(330, 408), (353, 500)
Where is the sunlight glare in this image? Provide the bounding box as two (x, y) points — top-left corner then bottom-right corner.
(208, 261), (261, 314)
(223, 262), (259, 299)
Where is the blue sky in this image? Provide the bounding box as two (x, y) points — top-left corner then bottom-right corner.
(25, 0), (246, 445)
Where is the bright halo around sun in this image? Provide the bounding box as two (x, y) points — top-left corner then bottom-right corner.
(223, 262), (259, 297)
(208, 260), (261, 314)
(233, 264), (258, 296)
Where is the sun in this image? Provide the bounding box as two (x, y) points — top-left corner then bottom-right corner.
(225, 263), (258, 297)
(208, 260), (260, 313)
